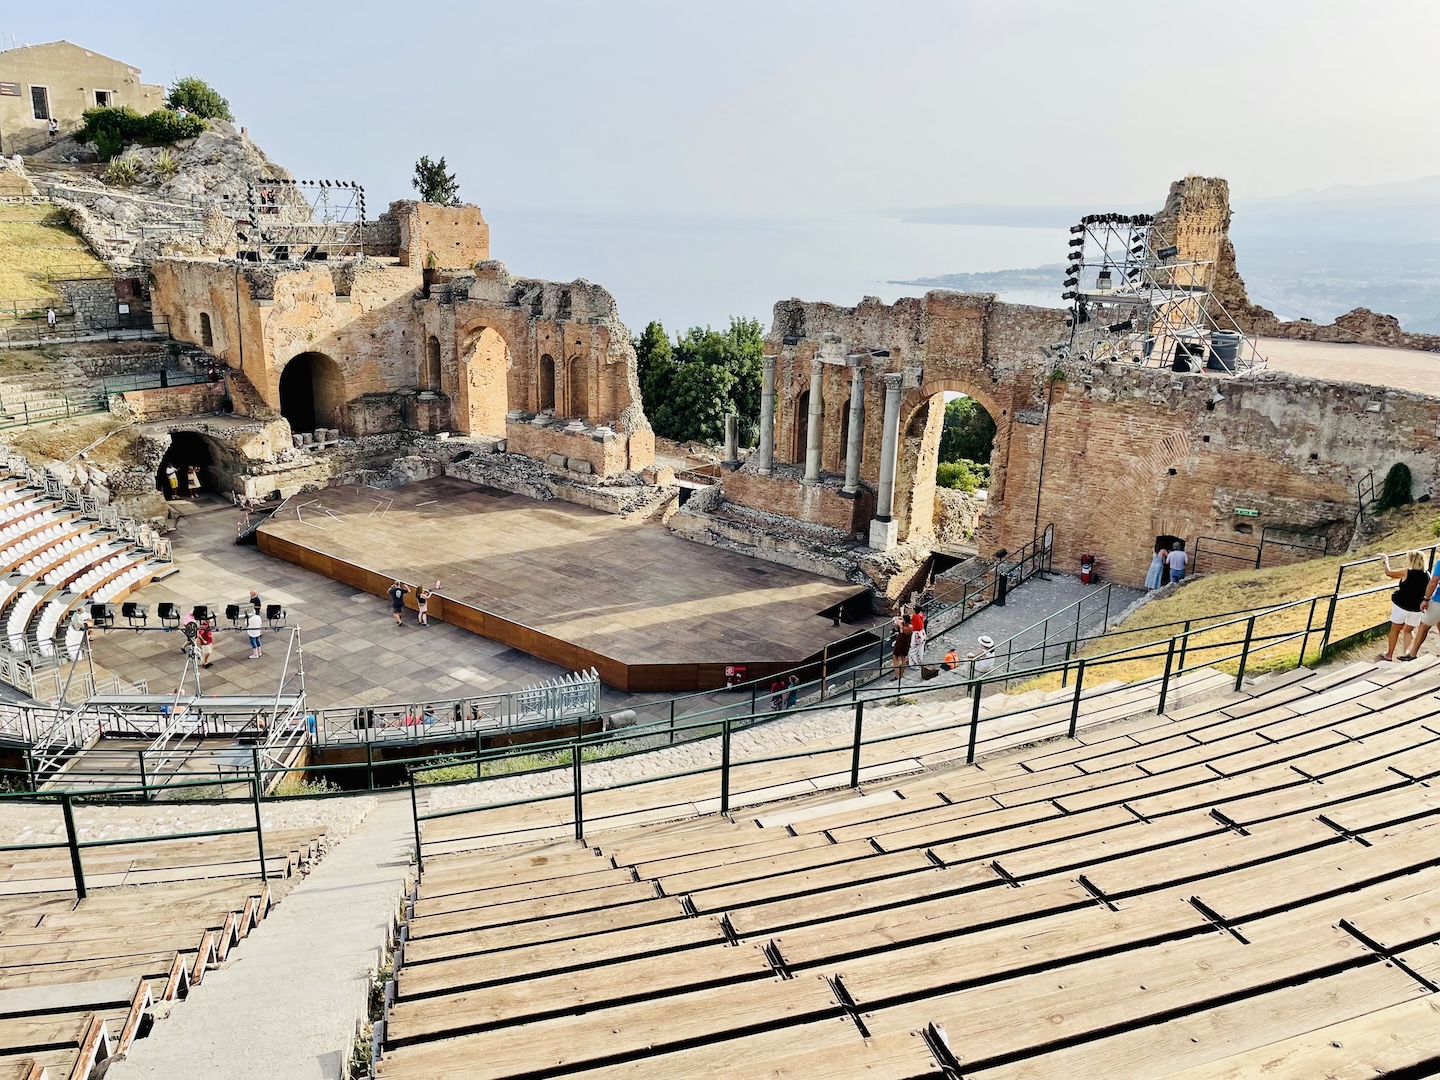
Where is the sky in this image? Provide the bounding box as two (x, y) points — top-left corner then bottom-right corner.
(5, 1), (1440, 327)
(6, 0), (1440, 215)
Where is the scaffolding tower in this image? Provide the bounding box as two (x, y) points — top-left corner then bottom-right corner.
(1054, 213), (1265, 376)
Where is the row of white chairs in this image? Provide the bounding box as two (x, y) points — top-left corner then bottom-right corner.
(0, 498), (51, 532)
(54, 558), (155, 660)
(0, 520), (70, 568)
(40, 540), (118, 587)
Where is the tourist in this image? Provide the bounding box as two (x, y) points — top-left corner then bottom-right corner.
(176, 106), (188, 120)
(1145, 543), (1167, 590)
(785, 675), (799, 710)
(186, 465), (201, 499)
(416, 581), (436, 627)
(246, 608), (264, 659)
(164, 464), (179, 500)
(909, 612), (927, 669)
(196, 620), (214, 667)
(46, 308), (56, 329)
(388, 580), (407, 626)
(47, 118), (58, 140)
(1381, 551), (1428, 661)
(249, 590), (262, 615)
(892, 618), (913, 682)
(1166, 542), (1189, 585)
(970, 635), (996, 676)
(1403, 559), (1440, 659)
(942, 648), (960, 671)
(770, 678), (785, 711)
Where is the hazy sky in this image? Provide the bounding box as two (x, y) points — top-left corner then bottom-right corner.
(6, 0), (1440, 215)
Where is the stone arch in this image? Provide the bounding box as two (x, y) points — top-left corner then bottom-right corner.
(422, 336), (442, 392)
(894, 378), (1008, 544)
(537, 354), (556, 412)
(457, 323), (510, 437)
(278, 351), (345, 435)
(155, 430), (236, 498)
(199, 312), (214, 348)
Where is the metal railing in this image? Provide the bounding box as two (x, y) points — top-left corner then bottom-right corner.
(407, 579), (1394, 858)
(0, 314), (170, 349)
(100, 369), (210, 396)
(1193, 535), (1260, 574)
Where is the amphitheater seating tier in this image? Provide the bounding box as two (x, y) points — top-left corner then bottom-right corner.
(373, 657), (1440, 1079)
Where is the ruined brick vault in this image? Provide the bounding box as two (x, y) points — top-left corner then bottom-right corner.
(149, 179), (1440, 591)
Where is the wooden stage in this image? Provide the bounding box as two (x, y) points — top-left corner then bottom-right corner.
(256, 477), (872, 692)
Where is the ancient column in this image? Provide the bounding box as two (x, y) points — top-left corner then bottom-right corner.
(756, 355), (776, 474)
(723, 413), (739, 468)
(803, 358), (825, 483)
(842, 361), (865, 495)
(869, 372), (904, 550)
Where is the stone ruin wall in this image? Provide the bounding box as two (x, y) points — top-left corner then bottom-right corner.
(713, 288), (1440, 589)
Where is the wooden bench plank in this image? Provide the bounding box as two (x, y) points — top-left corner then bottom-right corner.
(386, 942), (772, 1046)
(864, 924), (1370, 1065)
(872, 801), (1074, 856)
(404, 896), (689, 966)
(966, 962), (1424, 1080)
(992, 811), (1228, 882)
(687, 851), (937, 915)
(376, 975), (841, 1080)
(396, 916), (725, 999)
(408, 881), (660, 939)
(768, 881), (1092, 969)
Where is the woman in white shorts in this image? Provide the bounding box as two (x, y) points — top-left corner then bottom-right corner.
(1381, 551), (1429, 661)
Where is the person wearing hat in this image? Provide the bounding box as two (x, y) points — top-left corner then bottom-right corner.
(969, 635), (996, 677)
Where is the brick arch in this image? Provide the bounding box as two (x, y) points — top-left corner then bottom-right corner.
(456, 322), (511, 437)
(893, 378), (1011, 544)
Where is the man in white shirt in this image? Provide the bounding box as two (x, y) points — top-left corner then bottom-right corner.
(1166, 543), (1189, 584)
(246, 609), (263, 659)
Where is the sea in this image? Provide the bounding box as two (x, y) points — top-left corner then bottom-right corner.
(484, 207), (1065, 333)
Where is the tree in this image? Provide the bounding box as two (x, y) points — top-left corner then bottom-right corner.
(637, 317), (765, 444)
(938, 395), (996, 464)
(165, 77), (232, 121)
(413, 155), (461, 206)
(1378, 462), (1414, 512)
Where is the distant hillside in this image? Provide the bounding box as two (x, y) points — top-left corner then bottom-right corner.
(889, 265), (1063, 309)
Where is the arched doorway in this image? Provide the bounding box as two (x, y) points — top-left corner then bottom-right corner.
(156, 431), (218, 500)
(458, 326), (509, 437)
(199, 312), (214, 348)
(538, 354), (555, 412)
(279, 352), (345, 435)
(895, 384), (1002, 543)
(566, 356), (588, 418)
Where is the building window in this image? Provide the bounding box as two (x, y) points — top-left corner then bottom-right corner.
(30, 86), (50, 121)
(538, 354), (555, 411)
(94, 90), (112, 107)
(199, 312), (213, 348)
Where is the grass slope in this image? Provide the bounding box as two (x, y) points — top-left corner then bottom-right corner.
(0, 205), (109, 308)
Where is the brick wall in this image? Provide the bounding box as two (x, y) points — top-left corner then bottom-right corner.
(504, 420), (634, 476)
(116, 383), (224, 423)
(721, 466), (870, 534)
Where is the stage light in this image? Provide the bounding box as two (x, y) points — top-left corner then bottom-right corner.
(158, 602), (180, 627)
(226, 603), (243, 626)
(1157, 245), (1179, 260)
(192, 605), (212, 623)
(1063, 277), (1078, 288)
(1109, 320), (1134, 333)
(1096, 270), (1113, 291)
(1068, 236), (1084, 247)
(1062, 290), (1077, 300)
(1066, 264), (1081, 276)
(121, 602), (148, 627)
(90, 603), (115, 628)
(1069, 224), (1084, 234)
(266, 604), (285, 627)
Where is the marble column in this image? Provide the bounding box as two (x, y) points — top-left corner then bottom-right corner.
(723, 412), (739, 468)
(803, 358), (825, 483)
(756, 354), (776, 474)
(869, 372), (904, 550)
(842, 362), (865, 495)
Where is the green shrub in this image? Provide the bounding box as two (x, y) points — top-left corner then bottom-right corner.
(936, 459), (990, 492)
(166, 76), (233, 121)
(102, 152), (142, 187)
(80, 106), (204, 158)
(271, 773), (337, 797)
(1378, 462), (1414, 512)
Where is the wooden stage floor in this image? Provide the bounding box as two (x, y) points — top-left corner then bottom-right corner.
(256, 477), (871, 692)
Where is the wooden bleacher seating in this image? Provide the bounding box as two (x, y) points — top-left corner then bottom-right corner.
(0, 821), (331, 1078)
(373, 657), (1440, 1079)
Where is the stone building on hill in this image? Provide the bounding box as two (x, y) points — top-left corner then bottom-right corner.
(0, 40), (163, 156)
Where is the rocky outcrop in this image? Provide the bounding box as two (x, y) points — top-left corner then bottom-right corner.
(1262, 307), (1440, 352)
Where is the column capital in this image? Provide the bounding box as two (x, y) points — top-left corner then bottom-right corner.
(880, 371), (905, 393)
